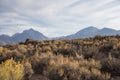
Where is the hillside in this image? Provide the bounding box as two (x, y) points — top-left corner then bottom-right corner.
(63, 26), (120, 39)
(0, 35), (120, 80)
(0, 28), (48, 45)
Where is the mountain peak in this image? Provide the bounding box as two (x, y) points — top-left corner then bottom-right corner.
(76, 26), (98, 34)
(23, 28), (36, 33)
(28, 28), (35, 31)
(84, 26), (98, 30)
(87, 26), (96, 28)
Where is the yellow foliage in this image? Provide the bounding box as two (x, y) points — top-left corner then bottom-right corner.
(0, 59), (24, 80)
(0, 46), (3, 52)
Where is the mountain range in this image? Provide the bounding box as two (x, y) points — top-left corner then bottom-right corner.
(62, 26), (120, 39)
(0, 26), (120, 45)
(0, 28), (47, 45)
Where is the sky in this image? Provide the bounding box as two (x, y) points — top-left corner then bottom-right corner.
(0, 0), (120, 37)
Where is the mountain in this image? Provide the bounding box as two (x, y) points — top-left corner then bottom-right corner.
(97, 28), (119, 35)
(0, 40), (8, 45)
(0, 35), (12, 45)
(12, 28), (48, 42)
(62, 26), (120, 39)
(0, 27), (120, 45)
(0, 28), (48, 45)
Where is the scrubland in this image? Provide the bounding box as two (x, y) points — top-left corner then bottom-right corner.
(0, 35), (120, 80)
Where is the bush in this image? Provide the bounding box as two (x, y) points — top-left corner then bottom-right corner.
(31, 54), (110, 80)
(101, 56), (120, 77)
(0, 46), (3, 53)
(55, 48), (76, 57)
(23, 60), (34, 80)
(0, 58), (24, 80)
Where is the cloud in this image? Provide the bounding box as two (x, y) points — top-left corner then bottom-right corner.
(0, 0), (120, 37)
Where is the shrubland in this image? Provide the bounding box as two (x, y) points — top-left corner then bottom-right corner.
(0, 35), (120, 80)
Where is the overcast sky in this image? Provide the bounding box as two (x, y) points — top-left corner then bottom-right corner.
(0, 0), (120, 37)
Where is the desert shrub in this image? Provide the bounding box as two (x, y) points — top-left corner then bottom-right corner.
(83, 50), (94, 59)
(93, 35), (104, 40)
(0, 48), (24, 63)
(0, 48), (13, 63)
(0, 58), (24, 80)
(42, 46), (51, 52)
(23, 60), (34, 80)
(101, 56), (120, 77)
(50, 44), (57, 51)
(47, 58), (110, 80)
(0, 46), (3, 53)
(17, 45), (27, 53)
(5, 43), (17, 50)
(99, 43), (113, 53)
(31, 54), (51, 74)
(12, 49), (24, 61)
(112, 42), (120, 58)
(55, 48), (76, 57)
(31, 54), (110, 80)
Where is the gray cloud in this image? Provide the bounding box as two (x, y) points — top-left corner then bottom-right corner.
(0, 0), (120, 37)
